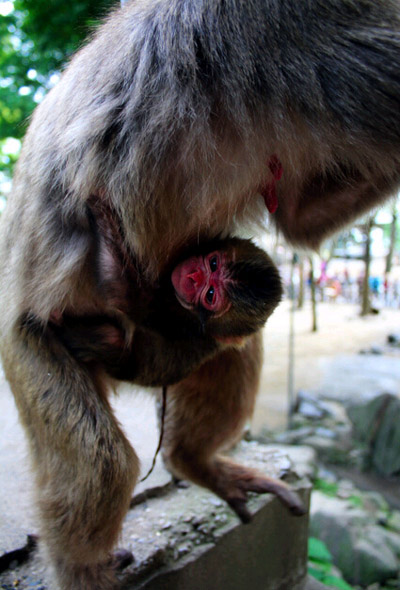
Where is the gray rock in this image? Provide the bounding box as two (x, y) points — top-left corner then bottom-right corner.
(388, 511), (400, 533)
(359, 347), (384, 355)
(274, 427), (314, 444)
(387, 334), (400, 346)
(297, 390), (327, 406)
(336, 479), (357, 499)
(362, 491), (390, 513)
(304, 574), (332, 589)
(310, 491), (399, 586)
(301, 436), (353, 467)
(371, 397), (400, 476)
(314, 427), (336, 439)
(352, 536), (398, 585)
(378, 528), (400, 557)
(298, 400), (326, 420)
(370, 346), (384, 355)
(348, 393), (400, 476)
(302, 436), (338, 451)
(296, 391), (336, 421)
(318, 400), (350, 424)
(348, 393), (392, 443)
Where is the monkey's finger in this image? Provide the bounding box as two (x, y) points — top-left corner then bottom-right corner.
(227, 498), (253, 524)
(245, 476), (306, 516)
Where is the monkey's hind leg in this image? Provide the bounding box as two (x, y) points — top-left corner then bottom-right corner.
(161, 332), (305, 523)
(1, 320), (139, 590)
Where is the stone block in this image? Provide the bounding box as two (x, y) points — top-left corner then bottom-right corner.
(348, 393), (400, 476)
(0, 442), (311, 590)
(120, 442), (311, 590)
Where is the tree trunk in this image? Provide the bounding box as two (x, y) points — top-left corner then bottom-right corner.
(309, 256), (318, 332)
(287, 253), (297, 429)
(385, 205), (397, 274)
(297, 257), (304, 309)
(361, 218), (373, 316)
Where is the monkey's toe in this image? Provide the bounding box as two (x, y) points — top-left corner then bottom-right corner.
(244, 475), (306, 517)
(110, 548), (134, 571)
(227, 497), (253, 524)
(290, 501), (307, 517)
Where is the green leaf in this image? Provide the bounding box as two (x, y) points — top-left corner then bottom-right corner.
(0, 0), (118, 180)
(308, 537), (333, 563)
(308, 566), (326, 581)
(348, 495), (363, 508)
(309, 560), (332, 575)
(314, 478), (339, 497)
(323, 574), (354, 589)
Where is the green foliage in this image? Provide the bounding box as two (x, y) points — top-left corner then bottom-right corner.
(308, 537), (354, 590)
(314, 478), (365, 509)
(0, 0), (117, 182)
(14, 0), (117, 71)
(0, 10), (34, 140)
(321, 575), (355, 590)
(313, 478), (339, 497)
(347, 494), (363, 508)
(308, 537), (333, 562)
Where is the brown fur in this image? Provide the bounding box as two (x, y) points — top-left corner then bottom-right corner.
(55, 236), (282, 386)
(1, 1), (400, 588)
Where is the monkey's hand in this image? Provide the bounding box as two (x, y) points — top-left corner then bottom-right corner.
(210, 457), (306, 524)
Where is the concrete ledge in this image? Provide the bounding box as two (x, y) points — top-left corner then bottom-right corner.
(0, 442), (311, 589)
(121, 442), (311, 590)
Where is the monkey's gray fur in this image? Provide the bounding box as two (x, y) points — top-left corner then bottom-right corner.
(1, 1), (400, 589)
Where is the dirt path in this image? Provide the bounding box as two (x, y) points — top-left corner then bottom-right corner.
(253, 301), (400, 432)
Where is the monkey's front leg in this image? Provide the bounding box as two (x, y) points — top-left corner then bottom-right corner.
(161, 333), (305, 523)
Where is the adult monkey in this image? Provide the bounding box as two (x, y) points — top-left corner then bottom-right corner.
(1, 0), (400, 588)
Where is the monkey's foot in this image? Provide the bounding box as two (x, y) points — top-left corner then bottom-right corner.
(110, 548), (134, 571)
(173, 476), (190, 489)
(213, 458), (306, 524)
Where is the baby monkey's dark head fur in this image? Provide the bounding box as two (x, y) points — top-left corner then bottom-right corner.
(224, 242), (282, 335)
(157, 236), (282, 342)
(208, 238), (282, 339)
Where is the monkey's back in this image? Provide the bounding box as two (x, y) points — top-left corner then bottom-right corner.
(2, 0), (400, 332)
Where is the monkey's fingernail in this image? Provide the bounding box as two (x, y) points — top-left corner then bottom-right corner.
(290, 501), (307, 517)
(228, 499), (252, 524)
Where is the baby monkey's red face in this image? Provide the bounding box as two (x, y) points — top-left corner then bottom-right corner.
(171, 250), (233, 317)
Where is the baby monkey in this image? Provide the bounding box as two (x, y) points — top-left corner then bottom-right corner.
(50, 220), (303, 525)
(56, 236), (282, 387)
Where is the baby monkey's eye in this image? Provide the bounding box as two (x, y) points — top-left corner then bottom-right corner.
(206, 286), (215, 304)
(209, 256), (218, 272)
